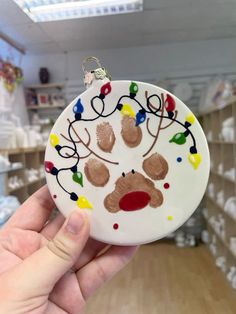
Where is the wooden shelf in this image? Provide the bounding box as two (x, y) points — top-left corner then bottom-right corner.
(206, 220), (236, 259)
(8, 177), (45, 191)
(199, 96), (236, 287)
(26, 83), (64, 89)
(0, 148), (24, 155)
(206, 194), (236, 223)
(208, 140), (236, 145)
(24, 146), (44, 153)
(199, 95), (236, 115)
(38, 146), (46, 152)
(8, 184), (26, 193)
(25, 83), (66, 126)
(0, 165), (23, 175)
(210, 170), (235, 184)
(2, 146), (46, 203)
(0, 147), (45, 155)
(27, 105), (65, 110)
(26, 177), (45, 186)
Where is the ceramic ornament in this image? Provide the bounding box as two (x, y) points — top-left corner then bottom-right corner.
(45, 57), (210, 245)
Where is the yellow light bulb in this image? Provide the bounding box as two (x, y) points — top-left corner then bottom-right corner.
(185, 114), (195, 125)
(76, 195), (93, 209)
(120, 104), (135, 118)
(50, 134), (59, 147)
(188, 153), (201, 170)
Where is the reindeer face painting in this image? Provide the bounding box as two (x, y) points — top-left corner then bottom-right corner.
(45, 80), (210, 245)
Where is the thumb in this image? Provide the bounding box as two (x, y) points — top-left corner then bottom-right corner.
(15, 209), (90, 292)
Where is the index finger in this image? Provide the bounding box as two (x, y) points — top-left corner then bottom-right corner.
(6, 185), (56, 231)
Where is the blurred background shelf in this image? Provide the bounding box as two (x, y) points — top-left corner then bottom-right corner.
(210, 170), (235, 184)
(0, 165), (24, 175)
(206, 194), (236, 224)
(26, 83), (64, 89)
(1, 147), (46, 203)
(199, 98), (236, 285)
(27, 104), (66, 110)
(207, 221), (236, 259)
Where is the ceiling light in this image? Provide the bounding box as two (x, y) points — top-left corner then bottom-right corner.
(13, 0), (143, 22)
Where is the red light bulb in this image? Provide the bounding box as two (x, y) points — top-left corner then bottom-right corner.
(165, 94), (175, 112)
(100, 82), (111, 96)
(44, 161), (54, 173)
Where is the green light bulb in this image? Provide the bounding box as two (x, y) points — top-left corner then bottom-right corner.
(169, 132), (186, 145)
(72, 172), (83, 187)
(129, 82), (138, 94)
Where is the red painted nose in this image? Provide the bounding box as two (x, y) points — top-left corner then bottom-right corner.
(119, 191), (151, 211)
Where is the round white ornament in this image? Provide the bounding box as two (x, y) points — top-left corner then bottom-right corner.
(45, 58), (210, 245)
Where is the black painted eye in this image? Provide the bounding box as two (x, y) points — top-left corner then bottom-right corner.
(131, 169), (135, 174)
(122, 172), (125, 177)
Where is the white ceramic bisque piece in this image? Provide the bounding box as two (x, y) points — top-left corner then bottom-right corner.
(45, 79), (210, 245)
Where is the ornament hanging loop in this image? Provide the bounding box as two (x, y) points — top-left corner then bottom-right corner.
(82, 56), (111, 89)
(82, 56), (102, 73)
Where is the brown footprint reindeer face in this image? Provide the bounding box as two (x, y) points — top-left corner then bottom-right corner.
(83, 115), (169, 213)
(104, 171), (164, 213)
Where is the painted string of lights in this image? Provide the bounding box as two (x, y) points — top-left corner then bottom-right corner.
(45, 119), (94, 210)
(45, 81), (201, 210)
(87, 81), (201, 169)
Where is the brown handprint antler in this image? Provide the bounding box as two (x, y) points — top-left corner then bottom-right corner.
(60, 119), (119, 165)
(143, 91), (178, 157)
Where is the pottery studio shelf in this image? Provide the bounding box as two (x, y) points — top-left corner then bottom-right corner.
(206, 219), (236, 260)
(0, 147), (46, 203)
(210, 170), (235, 184)
(8, 177), (46, 192)
(26, 83), (64, 89)
(27, 104), (66, 110)
(199, 97), (236, 284)
(25, 82), (66, 124)
(0, 165), (24, 175)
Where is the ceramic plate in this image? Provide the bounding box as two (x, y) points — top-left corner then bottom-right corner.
(45, 80), (210, 245)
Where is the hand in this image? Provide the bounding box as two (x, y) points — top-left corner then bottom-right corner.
(0, 186), (138, 313)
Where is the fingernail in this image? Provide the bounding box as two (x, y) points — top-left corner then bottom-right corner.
(65, 211), (84, 235)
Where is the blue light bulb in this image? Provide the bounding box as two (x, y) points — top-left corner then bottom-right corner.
(135, 110), (146, 126)
(73, 98), (84, 114)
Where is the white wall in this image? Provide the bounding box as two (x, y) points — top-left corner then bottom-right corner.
(22, 37), (236, 85)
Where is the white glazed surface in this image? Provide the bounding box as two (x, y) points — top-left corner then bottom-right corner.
(45, 80), (210, 245)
